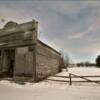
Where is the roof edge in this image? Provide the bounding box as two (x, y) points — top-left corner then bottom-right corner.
(37, 40), (61, 55)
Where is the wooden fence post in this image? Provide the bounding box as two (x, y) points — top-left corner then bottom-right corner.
(69, 73), (72, 85)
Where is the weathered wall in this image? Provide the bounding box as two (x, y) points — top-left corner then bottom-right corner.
(14, 46), (35, 82)
(0, 20), (38, 48)
(0, 52), (1, 71)
(36, 42), (61, 81)
(2, 50), (9, 72)
(0, 20), (61, 83)
(0, 20), (38, 80)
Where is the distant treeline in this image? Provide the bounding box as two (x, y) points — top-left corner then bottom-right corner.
(76, 63), (96, 67)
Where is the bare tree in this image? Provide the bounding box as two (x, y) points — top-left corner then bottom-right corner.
(59, 50), (70, 70)
(64, 53), (70, 68)
(59, 50), (65, 68)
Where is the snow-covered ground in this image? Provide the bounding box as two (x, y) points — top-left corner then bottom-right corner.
(58, 67), (100, 76)
(48, 67), (100, 82)
(0, 67), (100, 100)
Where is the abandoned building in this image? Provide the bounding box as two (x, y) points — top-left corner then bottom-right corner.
(0, 20), (61, 82)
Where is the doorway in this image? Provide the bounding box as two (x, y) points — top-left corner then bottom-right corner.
(2, 49), (15, 77)
(8, 49), (15, 77)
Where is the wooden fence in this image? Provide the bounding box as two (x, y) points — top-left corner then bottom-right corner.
(69, 73), (100, 85)
(47, 73), (100, 85)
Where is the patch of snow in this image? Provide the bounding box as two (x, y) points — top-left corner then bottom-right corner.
(0, 67), (100, 100)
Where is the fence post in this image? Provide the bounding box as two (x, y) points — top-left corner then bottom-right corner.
(69, 73), (72, 85)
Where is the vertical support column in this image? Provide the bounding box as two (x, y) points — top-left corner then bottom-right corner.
(13, 48), (17, 79)
(69, 73), (72, 85)
(33, 45), (37, 82)
(0, 49), (3, 72)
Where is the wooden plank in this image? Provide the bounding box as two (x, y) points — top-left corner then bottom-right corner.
(54, 75), (100, 78)
(71, 73), (100, 84)
(47, 79), (100, 82)
(47, 79), (68, 82)
(54, 76), (69, 78)
(69, 73), (72, 85)
(0, 21), (37, 37)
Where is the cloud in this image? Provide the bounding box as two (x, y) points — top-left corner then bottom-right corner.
(67, 5), (100, 39)
(0, 1), (99, 62)
(68, 21), (100, 39)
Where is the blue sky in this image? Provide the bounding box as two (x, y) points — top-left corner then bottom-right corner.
(0, 1), (100, 63)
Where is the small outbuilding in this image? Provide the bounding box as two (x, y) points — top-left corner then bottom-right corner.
(0, 20), (61, 82)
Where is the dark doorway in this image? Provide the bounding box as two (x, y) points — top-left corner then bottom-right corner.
(2, 49), (15, 77)
(8, 49), (15, 77)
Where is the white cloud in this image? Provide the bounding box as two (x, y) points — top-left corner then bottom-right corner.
(68, 11), (100, 39)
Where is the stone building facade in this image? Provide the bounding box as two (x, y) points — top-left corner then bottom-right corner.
(0, 20), (61, 82)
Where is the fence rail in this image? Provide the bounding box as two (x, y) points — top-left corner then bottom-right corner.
(47, 79), (100, 83)
(47, 73), (100, 85)
(69, 73), (100, 85)
(54, 75), (100, 78)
